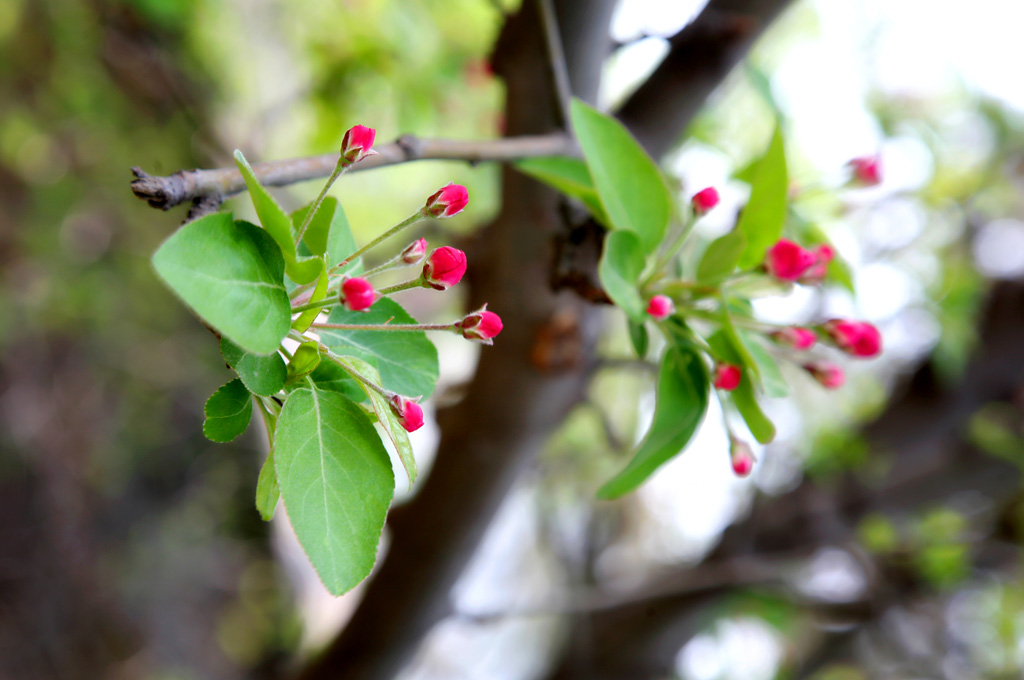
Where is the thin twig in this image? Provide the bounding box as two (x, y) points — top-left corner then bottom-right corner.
(535, 0), (574, 127)
(131, 133), (576, 211)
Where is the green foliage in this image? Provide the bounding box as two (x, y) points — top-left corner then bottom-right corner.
(292, 261), (330, 332)
(736, 125), (789, 268)
(235, 150), (322, 284)
(697, 230), (747, 283)
(598, 230), (648, 323)
(742, 331), (789, 399)
(514, 156), (610, 224)
(337, 356), (417, 487)
(597, 341), (710, 499)
(709, 330), (776, 443)
(857, 514), (900, 554)
(627, 319), (649, 359)
(285, 342), (322, 384)
(256, 449), (280, 521)
(203, 379), (253, 443)
(274, 386), (394, 596)
(570, 99), (673, 253)
(152, 214), (292, 354)
(318, 298), (440, 399)
(221, 337), (288, 397)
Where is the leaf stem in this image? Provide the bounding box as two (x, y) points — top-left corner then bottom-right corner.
(294, 160), (344, 247)
(332, 212), (424, 274)
(322, 351), (393, 400)
(376, 278), (424, 295)
(311, 321), (458, 333)
(292, 297), (340, 315)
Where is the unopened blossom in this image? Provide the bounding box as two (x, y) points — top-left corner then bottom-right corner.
(646, 295), (675, 321)
(422, 183), (469, 218)
(823, 319), (882, 358)
(730, 437), (755, 477)
(340, 277), (375, 312)
(803, 361), (845, 389)
(340, 125), (377, 166)
(800, 244), (835, 284)
(459, 305), (503, 344)
(713, 362), (742, 391)
(389, 395), (424, 433)
(849, 155), (882, 186)
(691, 187), (720, 215)
(422, 246), (468, 290)
(771, 327), (817, 351)
(764, 239), (818, 281)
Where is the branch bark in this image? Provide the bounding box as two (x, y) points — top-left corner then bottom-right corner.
(130, 133), (574, 211)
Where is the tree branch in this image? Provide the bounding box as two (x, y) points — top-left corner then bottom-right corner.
(615, 0), (795, 155)
(130, 133), (575, 211)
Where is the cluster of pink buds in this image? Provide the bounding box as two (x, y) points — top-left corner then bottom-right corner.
(763, 239), (837, 284)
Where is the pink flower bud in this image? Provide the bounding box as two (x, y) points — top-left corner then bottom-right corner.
(713, 362), (741, 391)
(764, 239), (818, 282)
(848, 155), (882, 186)
(422, 246), (467, 290)
(340, 277), (375, 312)
(401, 238), (428, 265)
(729, 437), (755, 478)
(803, 361), (845, 389)
(799, 244), (835, 285)
(646, 295), (675, 321)
(823, 319), (882, 358)
(340, 125), (378, 166)
(691, 186), (720, 215)
(459, 305), (503, 344)
(422, 183), (469, 218)
(771, 326), (817, 350)
(389, 395), (424, 433)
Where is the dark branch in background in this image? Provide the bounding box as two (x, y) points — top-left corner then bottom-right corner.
(616, 0), (795, 156)
(130, 133), (574, 211)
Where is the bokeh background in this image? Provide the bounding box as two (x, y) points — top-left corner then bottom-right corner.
(3, 0), (1024, 679)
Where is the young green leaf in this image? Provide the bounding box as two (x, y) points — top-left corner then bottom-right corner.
(737, 125), (789, 269)
(570, 99), (673, 253)
(301, 359), (367, 403)
(291, 196), (336, 257)
(152, 213), (291, 355)
(597, 343), (710, 499)
(292, 261), (330, 332)
(221, 337), (288, 397)
(697, 230), (748, 283)
(203, 378), (253, 442)
(255, 449), (280, 521)
(285, 342), (322, 384)
(317, 297), (439, 399)
(235, 150), (323, 284)
(274, 387), (394, 596)
(515, 156), (610, 225)
(598, 230), (647, 322)
(627, 319), (649, 359)
(742, 331), (789, 398)
(335, 355), (417, 488)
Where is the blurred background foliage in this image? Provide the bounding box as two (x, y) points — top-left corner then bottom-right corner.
(3, 0), (1024, 678)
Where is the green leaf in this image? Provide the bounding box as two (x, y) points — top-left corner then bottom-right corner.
(324, 200), (360, 273)
(274, 387), (394, 596)
(292, 196), (336, 257)
(737, 125), (789, 269)
(570, 99), (673, 253)
(335, 356), (417, 488)
(597, 343), (710, 499)
(292, 260), (330, 332)
(720, 308), (762, 387)
(203, 379), (253, 442)
(221, 337), (287, 397)
(627, 319), (649, 359)
(303, 359), (366, 403)
(318, 297), (439, 399)
(235, 150), (322, 284)
(697, 230), (747, 283)
(708, 331), (776, 443)
(256, 449), (280, 521)
(286, 342), (322, 384)
(742, 331), (789, 398)
(598, 230), (647, 322)
(152, 213), (291, 354)
(515, 156), (610, 225)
